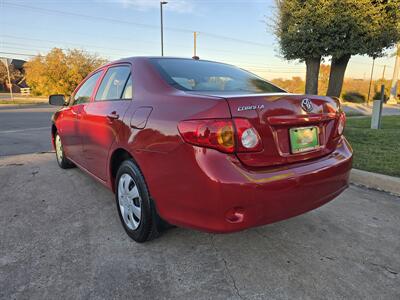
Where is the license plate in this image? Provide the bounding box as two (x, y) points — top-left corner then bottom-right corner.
(289, 126), (319, 153)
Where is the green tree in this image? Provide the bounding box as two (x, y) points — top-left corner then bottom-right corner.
(25, 48), (106, 96)
(274, 0), (330, 94)
(274, 0), (400, 97)
(325, 0), (400, 97)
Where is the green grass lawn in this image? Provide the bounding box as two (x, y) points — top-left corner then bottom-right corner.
(344, 111), (366, 117)
(344, 116), (400, 177)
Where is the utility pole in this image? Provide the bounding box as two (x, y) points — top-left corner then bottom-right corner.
(160, 1), (168, 56)
(381, 65), (386, 81)
(388, 44), (399, 104)
(367, 58), (375, 105)
(193, 31), (197, 58)
(0, 58), (13, 103)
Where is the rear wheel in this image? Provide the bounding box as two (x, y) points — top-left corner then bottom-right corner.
(54, 133), (74, 169)
(115, 159), (159, 242)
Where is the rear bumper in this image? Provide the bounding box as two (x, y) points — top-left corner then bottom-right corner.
(151, 137), (353, 233)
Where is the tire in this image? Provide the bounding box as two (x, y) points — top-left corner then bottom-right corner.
(115, 159), (159, 242)
(54, 133), (74, 169)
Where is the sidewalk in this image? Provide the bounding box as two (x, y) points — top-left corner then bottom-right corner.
(350, 169), (400, 196)
(0, 93), (48, 104)
(343, 102), (400, 116)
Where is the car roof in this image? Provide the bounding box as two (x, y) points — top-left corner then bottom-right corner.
(103, 56), (231, 67)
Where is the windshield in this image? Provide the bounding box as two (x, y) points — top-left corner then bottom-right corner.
(150, 58), (286, 94)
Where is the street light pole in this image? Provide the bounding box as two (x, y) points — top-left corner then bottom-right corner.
(160, 1), (168, 56)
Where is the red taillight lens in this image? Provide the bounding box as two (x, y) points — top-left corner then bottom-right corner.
(338, 113), (346, 135)
(178, 118), (262, 153)
(234, 118), (262, 152)
(178, 119), (235, 153)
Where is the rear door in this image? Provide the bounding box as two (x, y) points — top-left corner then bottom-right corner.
(60, 71), (103, 166)
(81, 64), (132, 180)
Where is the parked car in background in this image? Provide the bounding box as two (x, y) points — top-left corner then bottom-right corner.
(49, 57), (352, 242)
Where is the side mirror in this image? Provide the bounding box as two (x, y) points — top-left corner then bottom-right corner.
(49, 94), (66, 106)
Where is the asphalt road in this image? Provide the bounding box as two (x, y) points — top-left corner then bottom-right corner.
(0, 105), (56, 156)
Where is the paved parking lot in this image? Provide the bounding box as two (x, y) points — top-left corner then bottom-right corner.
(1, 152), (399, 299)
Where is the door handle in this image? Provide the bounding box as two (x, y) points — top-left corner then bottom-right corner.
(107, 112), (120, 120)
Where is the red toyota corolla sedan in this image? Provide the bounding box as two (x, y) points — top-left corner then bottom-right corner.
(49, 57), (352, 242)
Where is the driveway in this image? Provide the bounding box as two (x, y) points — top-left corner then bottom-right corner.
(1, 152), (399, 299)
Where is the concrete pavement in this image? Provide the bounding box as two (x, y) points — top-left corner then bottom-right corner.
(351, 169), (400, 196)
(343, 102), (400, 116)
(1, 152), (399, 299)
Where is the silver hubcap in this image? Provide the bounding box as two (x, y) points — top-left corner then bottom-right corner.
(55, 135), (63, 162)
(118, 174), (142, 230)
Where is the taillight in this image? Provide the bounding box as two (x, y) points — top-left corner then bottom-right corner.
(178, 119), (235, 153)
(234, 118), (262, 152)
(178, 118), (262, 153)
(337, 113), (346, 135)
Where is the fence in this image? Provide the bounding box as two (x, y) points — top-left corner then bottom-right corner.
(20, 88), (31, 95)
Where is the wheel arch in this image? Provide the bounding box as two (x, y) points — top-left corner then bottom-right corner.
(108, 147), (169, 227)
(109, 148), (139, 193)
(51, 123), (57, 148)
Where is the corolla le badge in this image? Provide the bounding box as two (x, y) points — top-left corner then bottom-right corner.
(301, 98), (313, 112)
(237, 104), (265, 112)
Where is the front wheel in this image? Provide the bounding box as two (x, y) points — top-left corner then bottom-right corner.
(54, 133), (74, 169)
(115, 159), (159, 242)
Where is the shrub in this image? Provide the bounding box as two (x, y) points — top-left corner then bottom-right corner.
(373, 91), (389, 102)
(341, 91), (366, 103)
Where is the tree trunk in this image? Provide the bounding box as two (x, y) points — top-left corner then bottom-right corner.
(326, 54), (351, 97)
(305, 57), (321, 95)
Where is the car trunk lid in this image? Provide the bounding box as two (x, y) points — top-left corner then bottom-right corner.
(224, 93), (342, 168)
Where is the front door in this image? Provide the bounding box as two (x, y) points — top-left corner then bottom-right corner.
(81, 65), (133, 181)
(60, 71), (102, 166)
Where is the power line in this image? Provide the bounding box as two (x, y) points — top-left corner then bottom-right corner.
(3, 2), (272, 48)
(1, 34), (148, 56)
(0, 44), (127, 59)
(0, 50), (305, 75)
(1, 22), (273, 58)
(3, 2), (190, 33)
(2, 14), (275, 57)
(0, 40), (307, 72)
(0, 51), (36, 57)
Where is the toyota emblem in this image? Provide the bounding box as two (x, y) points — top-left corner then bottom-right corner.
(301, 98), (313, 112)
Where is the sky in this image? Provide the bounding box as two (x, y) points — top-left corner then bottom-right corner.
(0, 0), (398, 80)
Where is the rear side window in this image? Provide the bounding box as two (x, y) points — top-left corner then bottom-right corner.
(72, 71), (102, 105)
(150, 58), (285, 94)
(122, 74), (132, 99)
(95, 66), (131, 101)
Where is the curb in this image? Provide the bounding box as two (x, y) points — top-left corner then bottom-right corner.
(350, 169), (400, 196)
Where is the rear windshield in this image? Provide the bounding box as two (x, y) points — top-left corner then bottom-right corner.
(150, 58), (286, 94)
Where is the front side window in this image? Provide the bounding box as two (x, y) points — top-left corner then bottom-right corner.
(150, 58), (286, 94)
(72, 71), (102, 105)
(95, 66), (131, 101)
